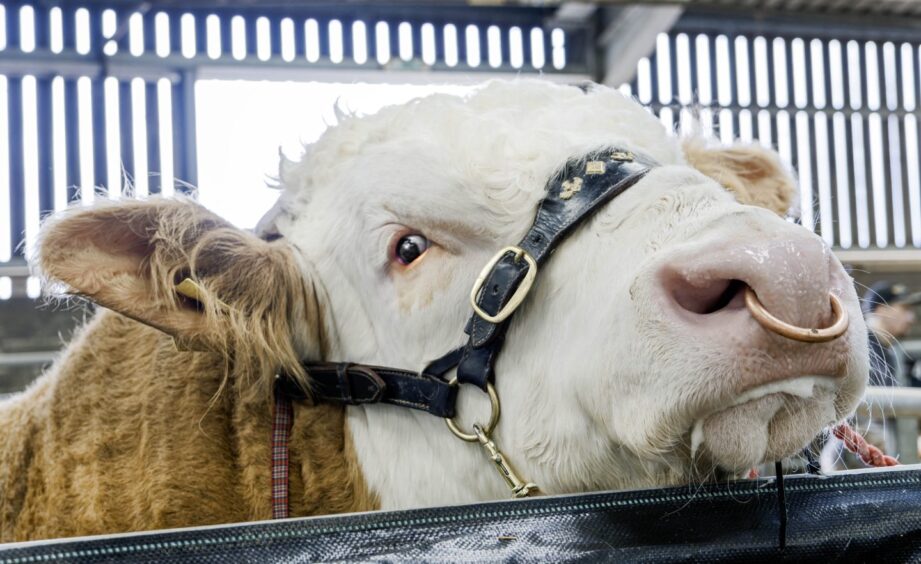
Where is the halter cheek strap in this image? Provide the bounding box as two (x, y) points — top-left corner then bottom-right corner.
(458, 150), (654, 391)
(267, 148), (656, 512)
(293, 148), (655, 412)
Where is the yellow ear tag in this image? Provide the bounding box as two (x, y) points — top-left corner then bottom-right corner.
(176, 277), (231, 311)
(175, 278), (206, 302)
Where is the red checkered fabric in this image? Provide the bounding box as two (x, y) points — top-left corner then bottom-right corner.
(271, 390), (294, 519)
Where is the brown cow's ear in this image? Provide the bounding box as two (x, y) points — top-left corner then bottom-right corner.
(36, 198), (324, 376)
(682, 139), (797, 216)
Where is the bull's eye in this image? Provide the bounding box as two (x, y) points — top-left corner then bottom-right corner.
(395, 234), (429, 265)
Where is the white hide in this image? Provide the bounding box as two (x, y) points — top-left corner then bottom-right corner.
(264, 80), (868, 510)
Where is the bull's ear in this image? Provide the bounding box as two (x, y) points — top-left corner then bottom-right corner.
(36, 198), (324, 370)
(682, 139), (796, 216)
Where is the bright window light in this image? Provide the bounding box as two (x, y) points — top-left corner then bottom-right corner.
(0, 5), (7, 50)
(753, 36), (769, 107)
(636, 57), (652, 104)
(280, 18), (295, 62)
(551, 28), (565, 70)
(181, 13), (196, 58)
(305, 19), (319, 62)
(828, 40), (844, 109)
(352, 21), (367, 64)
(734, 36), (750, 107)
(657, 33), (672, 104)
(20, 5), (35, 52)
(883, 42), (898, 111)
(375, 22), (390, 65)
(486, 25), (501, 68)
(256, 17), (271, 61)
(847, 41), (862, 109)
(194, 81), (472, 228)
(102, 9), (117, 55)
(398, 22), (412, 61)
(867, 113), (887, 245)
(901, 43), (916, 111)
(22, 76), (39, 255)
(465, 25), (480, 67)
(421, 23), (436, 66)
(443, 24), (458, 67)
(696, 34), (712, 105)
(675, 34), (692, 104)
(156, 13), (170, 57)
(75, 8), (90, 54)
(715, 35), (731, 106)
(530, 27), (544, 69)
(206, 15), (221, 59)
(231, 15), (246, 60)
(49, 7), (63, 53)
(328, 20), (343, 64)
(128, 12), (144, 56)
(508, 27), (523, 69)
(810, 39), (826, 109)
(865, 41), (880, 110)
(773, 38), (789, 107)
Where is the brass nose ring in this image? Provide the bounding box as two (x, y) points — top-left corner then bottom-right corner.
(744, 286), (849, 343)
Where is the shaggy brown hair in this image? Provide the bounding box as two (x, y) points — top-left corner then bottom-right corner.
(0, 198), (375, 542)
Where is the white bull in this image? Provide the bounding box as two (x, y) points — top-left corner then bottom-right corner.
(0, 80), (867, 541)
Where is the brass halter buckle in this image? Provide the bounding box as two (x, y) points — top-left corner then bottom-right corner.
(469, 246), (538, 324)
(445, 378), (539, 498)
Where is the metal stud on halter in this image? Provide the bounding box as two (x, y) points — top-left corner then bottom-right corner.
(744, 287), (849, 343)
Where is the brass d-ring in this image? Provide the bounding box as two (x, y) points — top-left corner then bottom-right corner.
(445, 378), (501, 442)
(744, 286), (849, 343)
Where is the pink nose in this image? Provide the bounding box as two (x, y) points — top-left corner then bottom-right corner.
(660, 228), (838, 333)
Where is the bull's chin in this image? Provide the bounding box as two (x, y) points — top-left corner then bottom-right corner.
(691, 376), (839, 474)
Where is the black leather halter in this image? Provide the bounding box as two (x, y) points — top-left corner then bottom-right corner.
(282, 148), (656, 418)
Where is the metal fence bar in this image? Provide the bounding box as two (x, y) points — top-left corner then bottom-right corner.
(63, 77), (80, 204)
(638, 18), (921, 251)
(171, 71), (196, 193)
(117, 79), (134, 194)
(860, 386), (921, 419)
(1, 3), (919, 302)
(7, 76), (24, 259)
(145, 80), (161, 195)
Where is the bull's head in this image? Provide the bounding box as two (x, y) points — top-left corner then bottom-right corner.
(38, 80), (868, 509)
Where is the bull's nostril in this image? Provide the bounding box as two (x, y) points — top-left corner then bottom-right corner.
(670, 277), (747, 315)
